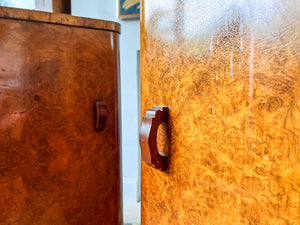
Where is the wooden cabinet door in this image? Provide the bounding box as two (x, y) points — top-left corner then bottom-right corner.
(141, 1), (300, 224)
(0, 8), (121, 225)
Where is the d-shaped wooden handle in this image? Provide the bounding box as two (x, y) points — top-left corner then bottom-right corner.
(95, 100), (108, 131)
(139, 106), (169, 171)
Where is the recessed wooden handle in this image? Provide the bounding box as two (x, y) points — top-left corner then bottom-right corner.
(95, 100), (108, 131)
(139, 106), (169, 171)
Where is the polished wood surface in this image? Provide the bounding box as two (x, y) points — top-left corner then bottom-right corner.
(0, 13), (121, 225)
(141, 1), (300, 224)
(52, 0), (71, 14)
(0, 6), (120, 33)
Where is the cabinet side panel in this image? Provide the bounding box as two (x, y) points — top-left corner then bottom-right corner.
(0, 19), (121, 225)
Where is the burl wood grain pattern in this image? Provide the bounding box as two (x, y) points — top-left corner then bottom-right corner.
(141, 1), (300, 224)
(0, 12), (121, 225)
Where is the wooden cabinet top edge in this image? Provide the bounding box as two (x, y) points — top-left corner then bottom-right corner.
(0, 6), (121, 34)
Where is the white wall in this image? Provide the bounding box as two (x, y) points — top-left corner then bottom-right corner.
(72, 1), (140, 224)
(0, 0), (52, 11)
(0, 0), (35, 9)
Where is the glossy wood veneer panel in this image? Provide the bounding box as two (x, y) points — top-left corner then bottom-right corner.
(0, 18), (121, 225)
(141, 1), (300, 224)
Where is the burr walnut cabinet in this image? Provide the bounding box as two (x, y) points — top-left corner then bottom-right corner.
(140, 1), (300, 224)
(0, 7), (122, 225)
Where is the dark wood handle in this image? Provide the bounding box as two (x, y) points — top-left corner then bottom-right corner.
(52, 0), (71, 14)
(139, 106), (169, 171)
(95, 100), (108, 131)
